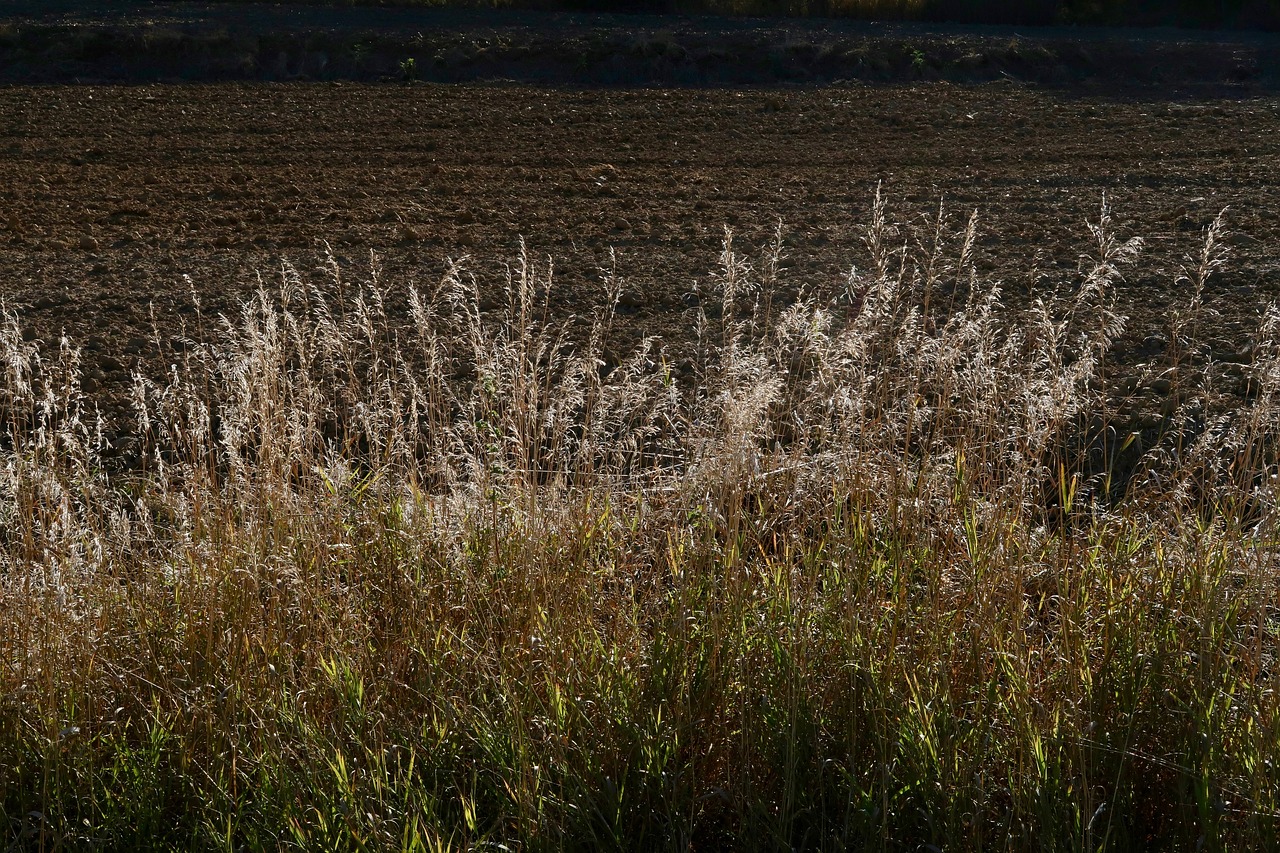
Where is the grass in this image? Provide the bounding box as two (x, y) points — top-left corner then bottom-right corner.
(3, 195), (1280, 850)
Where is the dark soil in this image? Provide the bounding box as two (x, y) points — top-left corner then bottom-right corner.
(2, 5), (1280, 454)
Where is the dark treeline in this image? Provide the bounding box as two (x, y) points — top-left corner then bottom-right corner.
(294, 0), (1280, 28)
(937, 0), (1279, 26)
(571, 0), (1280, 27)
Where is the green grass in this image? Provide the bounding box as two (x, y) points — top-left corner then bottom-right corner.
(3, 198), (1280, 850)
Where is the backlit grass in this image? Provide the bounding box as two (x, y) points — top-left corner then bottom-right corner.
(2, 198), (1280, 850)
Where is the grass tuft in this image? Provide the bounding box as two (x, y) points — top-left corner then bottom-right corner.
(3, 198), (1280, 850)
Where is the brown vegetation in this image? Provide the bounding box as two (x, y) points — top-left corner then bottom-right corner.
(3, 196), (1280, 849)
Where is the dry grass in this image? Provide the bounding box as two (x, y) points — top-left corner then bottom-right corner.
(2, 196), (1280, 851)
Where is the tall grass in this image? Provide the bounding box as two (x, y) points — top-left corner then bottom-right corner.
(3, 197), (1280, 850)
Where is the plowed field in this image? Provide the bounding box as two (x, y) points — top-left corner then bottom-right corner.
(2, 81), (1279, 443)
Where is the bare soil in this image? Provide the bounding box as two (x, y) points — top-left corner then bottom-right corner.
(3, 10), (1280, 450)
